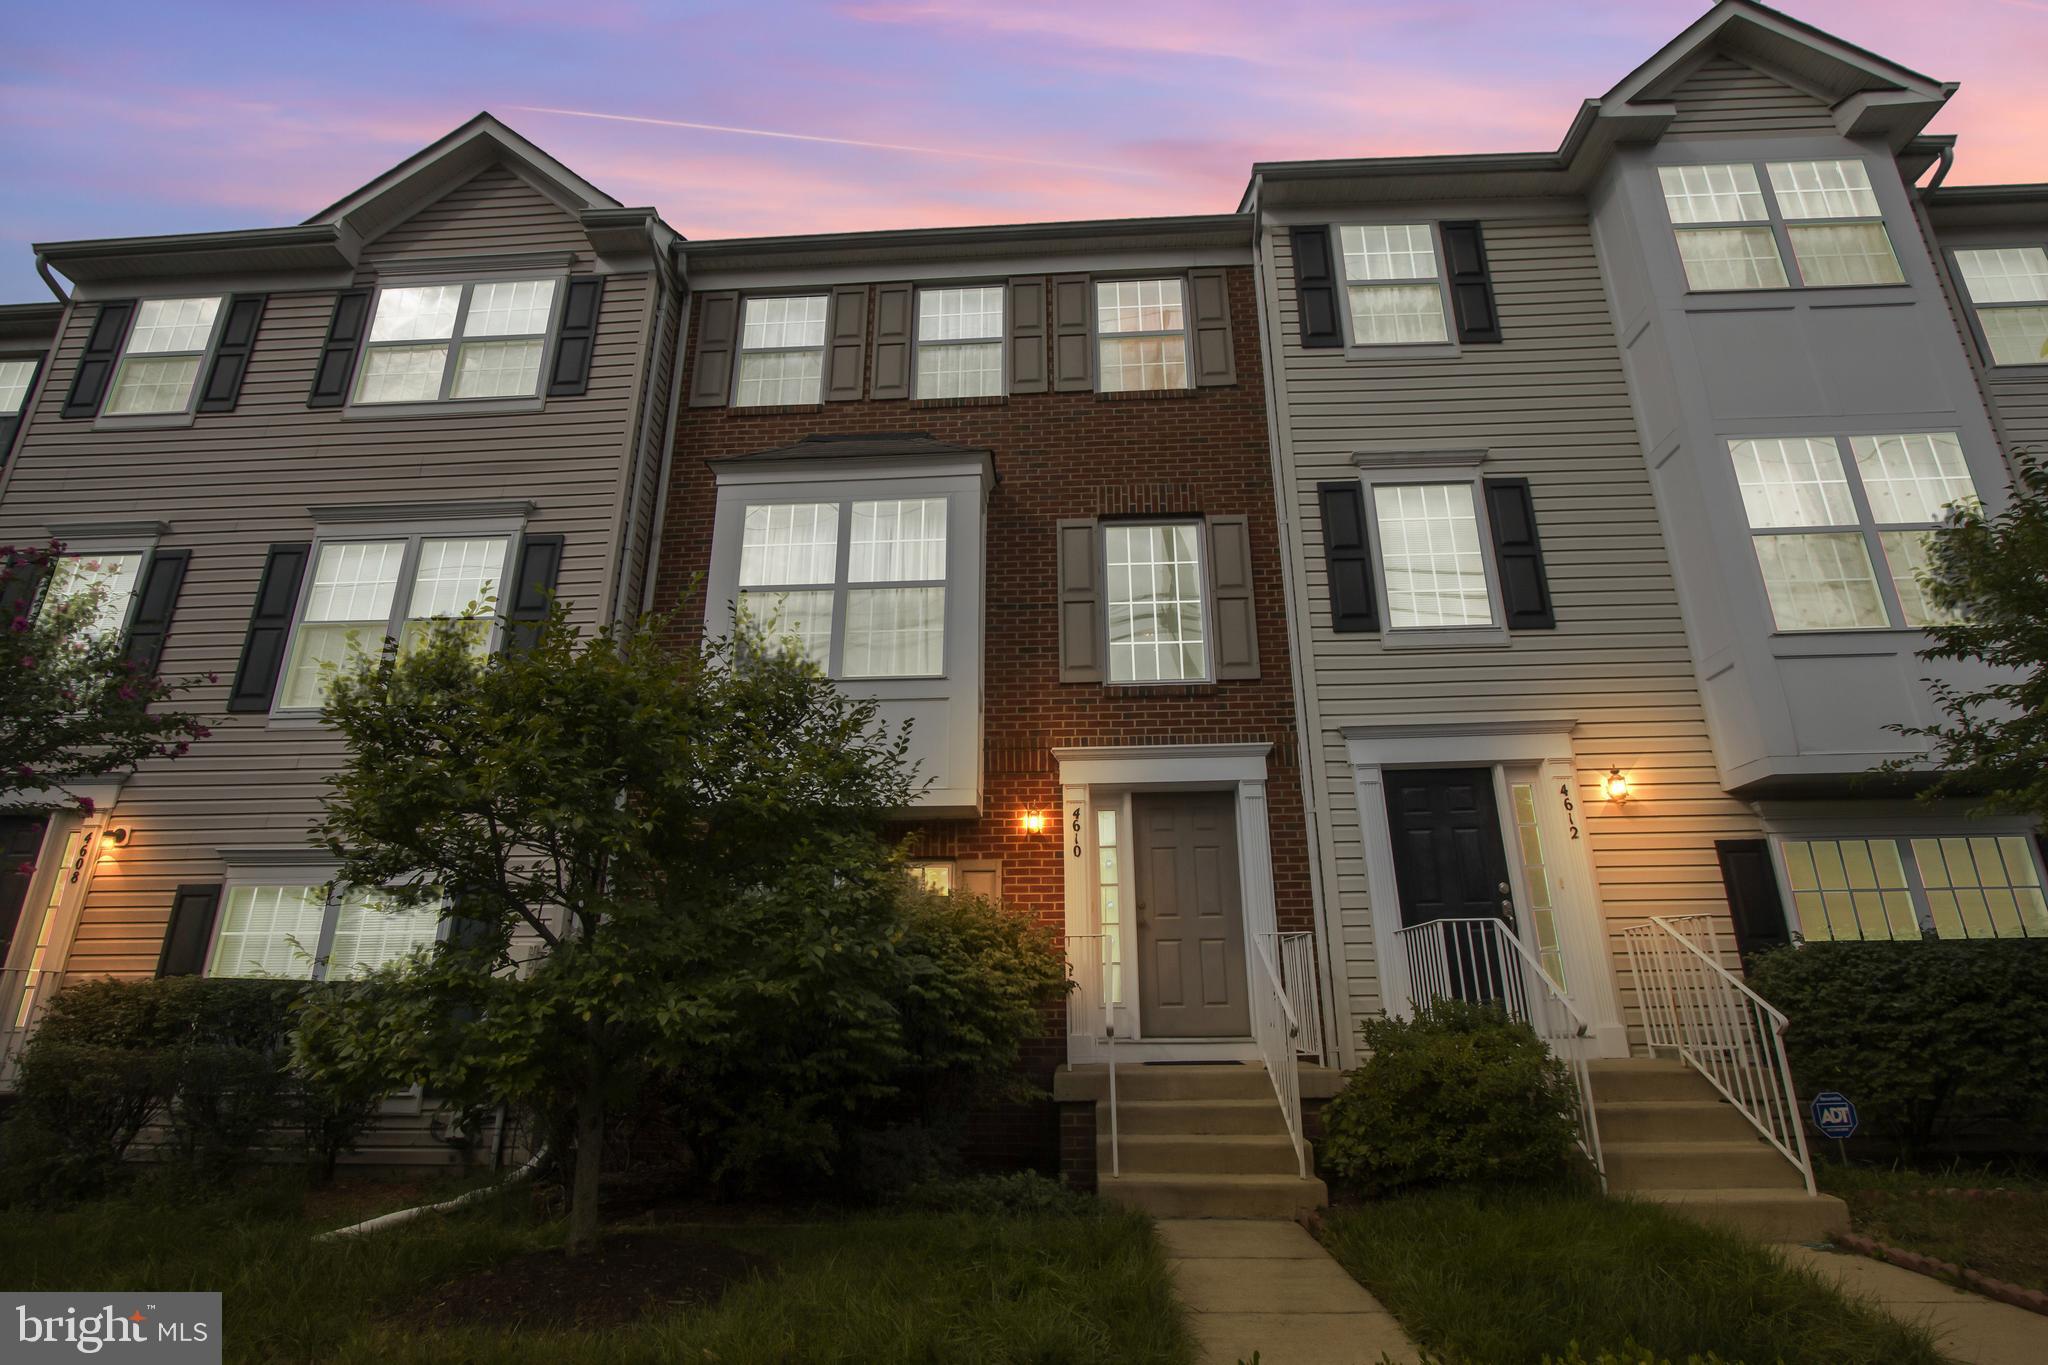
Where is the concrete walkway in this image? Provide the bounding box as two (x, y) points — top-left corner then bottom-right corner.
(1781, 1245), (2048, 1365)
(1160, 1219), (1419, 1365)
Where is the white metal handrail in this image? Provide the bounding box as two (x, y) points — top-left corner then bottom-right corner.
(0, 965), (58, 1092)
(1395, 916), (1605, 1181)
(1064, 933), (1120, 1178)
(1276, 931), (1323, 1059)
(1621, 914), (1816, 1195)
(1249, 932), (1308, 1178)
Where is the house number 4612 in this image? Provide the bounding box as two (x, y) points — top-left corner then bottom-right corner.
(1559, 783), (1581, 841)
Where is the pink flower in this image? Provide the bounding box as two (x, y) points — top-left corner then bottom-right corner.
(12, 861), (33, 877)
(206, 672), (219, 685)
(76, 796), (94, 814)
(17, 655), (33, 670)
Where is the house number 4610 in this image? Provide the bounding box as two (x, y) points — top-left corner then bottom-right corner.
(1070, 806), (1085, 859)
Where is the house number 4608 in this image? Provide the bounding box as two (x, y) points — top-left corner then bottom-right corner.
(1559, 784), (1581, 841)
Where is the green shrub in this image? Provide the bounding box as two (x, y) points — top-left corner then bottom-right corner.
(1748, 940), (2048, 1158)
(898, 1171), (1097, 1217)
(1320, 999), (1581, 1196)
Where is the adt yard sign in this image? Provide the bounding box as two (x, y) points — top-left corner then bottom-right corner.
(1810, 1091), (1858, 1140)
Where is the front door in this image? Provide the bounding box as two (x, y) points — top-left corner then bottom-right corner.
(1386, 768), (1516, 1005)
(1133, 791), (1249, 1037)
(0, 816), (41, 967)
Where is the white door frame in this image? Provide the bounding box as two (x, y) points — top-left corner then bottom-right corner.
(1, 795), (118, 1036)
(1054, 743), (1276, 1064)
(1343, 721), (1628, 1061)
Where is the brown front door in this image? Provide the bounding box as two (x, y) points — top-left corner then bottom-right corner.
(1134, 791), (1250, 1037)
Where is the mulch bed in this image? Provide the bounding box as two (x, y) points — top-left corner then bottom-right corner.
(404, 1231), (775, 1332)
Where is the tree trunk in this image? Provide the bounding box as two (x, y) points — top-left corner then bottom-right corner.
(566, 1075), (605, 1256)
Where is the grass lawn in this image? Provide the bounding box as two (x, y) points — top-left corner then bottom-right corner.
(1820, 1161), (2048, 1295)
(1319, 1186), (1944, 1365)
(0, 1174), (1193, 1364)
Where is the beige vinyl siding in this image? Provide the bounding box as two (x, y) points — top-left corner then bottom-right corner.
(1663, 54), (1838, 137)
(1265, 215), (1761, 1052)
(0, 167), (664, 1162)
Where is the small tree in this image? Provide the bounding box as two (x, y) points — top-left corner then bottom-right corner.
(298, 607), (916, 1253)
(1888, 450), (2048, 818)
(1, 543), (209, 815)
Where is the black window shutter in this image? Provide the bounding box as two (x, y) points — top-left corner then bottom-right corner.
(1716, 839), (1793, 964)
(503, 534), (564, 654)
(196, 294), (267, 413)
(546, 277), (604, 397)
(63, 300), (136, 418)
(1290, 227), (1345, 349)
(1441, 221), (1503, 345)
(0, 356), (43, 462)
(157, 883), (223, 977)
(121, 549), (192, 675)
(1317, 481), (1379, 633)
(1483, 477), (1555, 630)
(307, 289), (372, 408)
(228, 542), (310, 712)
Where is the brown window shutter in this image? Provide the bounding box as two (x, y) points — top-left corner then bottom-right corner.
(824, 284), (868, 402)
(869, 283), (913, 400)
(63, 300), (136, 418)
(1056, 518), (1104, 683)
(1051, 274), (1093, 392)
(957, 859), (1002, 900)
(1187, 268), (1236, 386)
(687, 290), (739, 407)
(1007, 276), (1048, 394)
(1206, 516), (1260, 679)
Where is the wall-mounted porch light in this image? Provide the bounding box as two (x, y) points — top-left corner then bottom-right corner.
(1021, 811), (1047, 835)
(1601, 769), (1630, 802)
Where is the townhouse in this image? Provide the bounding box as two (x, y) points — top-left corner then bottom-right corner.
(0, 116), (684, 1159)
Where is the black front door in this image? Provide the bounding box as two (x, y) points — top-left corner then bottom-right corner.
(1386, 768), (1515, 1005)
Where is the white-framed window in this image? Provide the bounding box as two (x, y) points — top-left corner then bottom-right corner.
(277, 533), (511, 711)
(1657, 159), (1903, 291)
(1337, 224), (1452, 345)
(1729, 431), (1978, 631)
(103, 296), (226, 416)
(737, 496), (948, 679)
(1951, 246), (2048, 368)
(1096, 279), (1189, 392)
(735, 295), (828, 407)
(0, 358), (38, 415)
(1370, 481), (1495, 630)
(42, 550), (146, 644)
(206, 881), (442, 979)
(1777, 834), (2048, 943)
(354, 278), (560, 405)
(1096, 806), (1124, 1006)
(1103, 521), (1209, 683)
(915, 286), (1003, 399)
(908, 860), (955, 893)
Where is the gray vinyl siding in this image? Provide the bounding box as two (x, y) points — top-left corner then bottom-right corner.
(1663, 54), (1838, 137)
(0, 166), (665, 1162)
(618, 288), (681, 621)
(1263, 215), (1760, 1054)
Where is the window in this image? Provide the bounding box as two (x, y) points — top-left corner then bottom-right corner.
(103, 296), (224, 415)
(735, 295), (828, 406)
(0, 358), (36, 415)
(278, 533), (510, 710)
(1096, 279), (1188, 392)
(1371, 483), (1493, 629)
(42, 551), (145, 644)
(915, 286), (1003, 398)
(1729, 432), (1977, 631)
(1952, 247), (2048, 367)
(908, 861), (955, 893)
(1337, 224), (1451, 344)
(1509, 782), (1565, 988)
(1104, 522), (1207, 682)
(736, 497), (948, 679)
(1657, 160), (1902, 291)
(1778, 835), (2047, 943)
(207, 882), (441, 979)
(354, 279), (558, 405)
(1096, 808), (1124, 1005)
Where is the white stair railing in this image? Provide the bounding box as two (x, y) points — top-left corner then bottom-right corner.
(1275, 931), (1323, 1059)
(1063, 933), (1119, 1178)
(1249, 932), (1308, 1178)
(0, 965), (57, 1092)
(1620, 914), (1815, 1195)
(1394, 917), (1605, 1181)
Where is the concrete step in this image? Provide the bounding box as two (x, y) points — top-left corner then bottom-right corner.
(1588, 1059), (1719, 1103)
(1636, 1189), (1850, 1242)
(1099, 1172), (1328, 1219)
(1595, 1099), (1759, 1144)
(1115, 1099), (1290, 1136)
(1604, 1140), (1808, 1193)
(1103, 1064), (1276, 1102)
(1102, 1132), (1308, 1176)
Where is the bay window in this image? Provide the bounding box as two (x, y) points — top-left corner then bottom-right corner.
(1658, 159), (1902, 291)
(354, 278), (559, 405)
(737, 496), (948, 678)
(1952, 246), (2048, 368)
(1777, 834), (2048, 943)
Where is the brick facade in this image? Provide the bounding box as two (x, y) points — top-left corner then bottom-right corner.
(653, 265), (1312, 1169)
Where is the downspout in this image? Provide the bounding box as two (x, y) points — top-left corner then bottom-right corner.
(312, 1145), (549, 1241)
(34, 254), (69, 304)
(1924, 142), (1953, 192)
(639, 244), (691, 617)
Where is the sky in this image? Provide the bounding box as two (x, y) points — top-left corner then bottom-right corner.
(2, 0), (2045, 301)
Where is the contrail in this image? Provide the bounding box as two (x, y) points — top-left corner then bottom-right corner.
(511, 105), (1150, 177)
